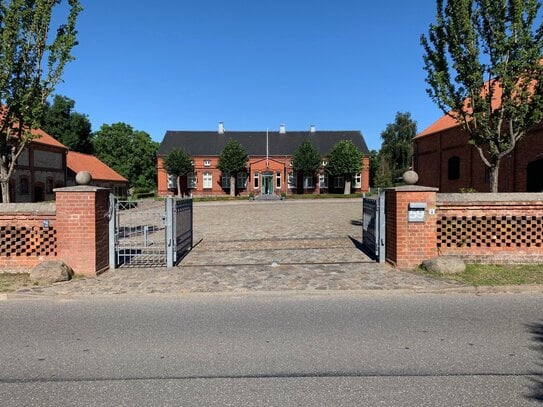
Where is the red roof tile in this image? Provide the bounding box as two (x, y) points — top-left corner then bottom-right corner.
(30, 128), (67, 148)
(416, 113), (460, 138)
(416, 78), (516, 139)
(67, 151), (128, 183)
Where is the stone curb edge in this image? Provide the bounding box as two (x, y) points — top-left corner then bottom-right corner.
(3, 284), (542, 301)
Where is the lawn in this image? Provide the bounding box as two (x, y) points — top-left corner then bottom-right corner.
(421, 263), (543, 286)
(0, 273), (31, 292)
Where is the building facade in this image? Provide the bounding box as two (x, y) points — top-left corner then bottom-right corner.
(1, 129), (128, 202)
(414, 114), (543, 193)
(1, 129), (67, 203)
(157, 125), (370, 197)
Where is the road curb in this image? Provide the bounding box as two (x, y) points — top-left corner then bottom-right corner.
(2, 284), (542, 301)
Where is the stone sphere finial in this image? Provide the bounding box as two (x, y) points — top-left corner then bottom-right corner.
(75, 171), (92, 185)
(402, 170), (419, 185)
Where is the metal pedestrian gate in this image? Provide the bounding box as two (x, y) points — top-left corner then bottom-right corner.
(109, 195), (193, 268)
(362, 190), (385, 262)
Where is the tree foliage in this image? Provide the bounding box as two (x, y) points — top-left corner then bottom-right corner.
(368, 149), (380, 188)
(379, 112), (417, 185)
(0, 0), (82, 202)
(326, 140), (363, 194)
(92, 123), (159, 190)
(40, 94), (92, 153)
(292, 139), (321, 176)
(373, 152), (394, 189)
(217, 139), (248, 196)
(163, 148), (193, 197)
(421, 0), (543, 192)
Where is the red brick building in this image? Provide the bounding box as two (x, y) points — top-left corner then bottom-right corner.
(1, 129), (67, 203)
(157, 124), (370, 197)
(1, 128), (128, 202)
(414, 113), (543, 192)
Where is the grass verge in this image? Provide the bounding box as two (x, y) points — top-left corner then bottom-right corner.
(0, 273), (31, 292)
(420, 263), (543, 286)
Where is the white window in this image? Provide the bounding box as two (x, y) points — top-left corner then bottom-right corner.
(203, 172), (212, 189)
(204, 160), (211, 167)
(319, 174), (328, 189)
(237, 172), (247, 189)
(303, 175), (314, 189)
(276, 172), (281, 189)
(221, 175), (230, 188)
(187, 172), (197, 189)
(321, 160), (328, 167)
(167, 174), (176, 189)
(334, 176), (344, 189)
(253, 172), (259, 189)
(353, 173), (361, 188)
(288, 172), (296, 188)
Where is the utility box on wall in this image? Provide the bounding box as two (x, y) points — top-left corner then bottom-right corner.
(408, 202), (427, 222)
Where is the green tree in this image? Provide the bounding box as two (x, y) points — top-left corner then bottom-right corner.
(92, 123), (159, 191)
(368, 149), (379, 188)
(326, 140), (363, 194)
(217, 139), (248, 197)
(421, 0), (543, 192)
(292, 139), (321, 192)
(163, 148), (193, 197)
(380, 112), (417, 183)
(0, 0), (82, 202)
(40, 95), (92, 153)
(373, 152), (394, 188)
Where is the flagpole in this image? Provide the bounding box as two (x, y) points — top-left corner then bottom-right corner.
(266, 128), (269, 168)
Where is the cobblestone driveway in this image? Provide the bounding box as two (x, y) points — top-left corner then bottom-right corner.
(186, 199), (371, 267)
(14, 199), (459, 296)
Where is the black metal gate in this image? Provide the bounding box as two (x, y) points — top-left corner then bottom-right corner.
(166, 197), (193, 267)
(109, 195), (193, 268)
(362, 190), (385, 262)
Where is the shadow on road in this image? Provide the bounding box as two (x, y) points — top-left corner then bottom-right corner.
(527, 320), (543, 402)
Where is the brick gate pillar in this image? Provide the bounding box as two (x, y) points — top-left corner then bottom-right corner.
(54, 186), (110, 276)
(385, 186), (438, 269)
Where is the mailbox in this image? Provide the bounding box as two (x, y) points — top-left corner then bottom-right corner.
(408, 202), (426, 222)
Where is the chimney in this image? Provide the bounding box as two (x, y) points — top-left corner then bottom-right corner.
(310, 124), (316, 133)
(218, 122), (225, 134)
(279, 124), (286, 134)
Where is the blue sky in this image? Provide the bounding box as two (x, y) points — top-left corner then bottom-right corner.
(54, 0), (444, 151)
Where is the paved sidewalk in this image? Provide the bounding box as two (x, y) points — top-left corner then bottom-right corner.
(12, 199), (462, 297)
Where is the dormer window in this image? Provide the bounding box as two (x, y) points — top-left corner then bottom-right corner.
(204, 160), (211, 167)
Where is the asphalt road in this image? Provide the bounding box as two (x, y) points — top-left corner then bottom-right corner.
(0, 292), (542, 406)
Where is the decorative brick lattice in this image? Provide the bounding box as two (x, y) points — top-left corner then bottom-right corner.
(437, 215), (543, 248)
(0, 226), (57, 256)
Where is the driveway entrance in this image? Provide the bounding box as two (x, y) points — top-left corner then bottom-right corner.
(183, 199), (373, 268)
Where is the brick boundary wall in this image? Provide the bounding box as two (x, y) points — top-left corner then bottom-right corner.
(436, 193), (543, 264)
(385, 186), (439, 269)
(0, 186), (110, 276)
(0, 203), (57, 272)
(385, 188), (543, 268)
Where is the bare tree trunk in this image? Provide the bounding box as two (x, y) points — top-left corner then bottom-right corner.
(344, 176), (351, 195)
(0, 179), (9, 203)
(489, 163), (500, 193)
(230, 175), (236, 197)
(176, 175), (182, 198)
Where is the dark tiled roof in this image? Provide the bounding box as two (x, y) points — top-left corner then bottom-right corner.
(157, 130), (369, 157)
